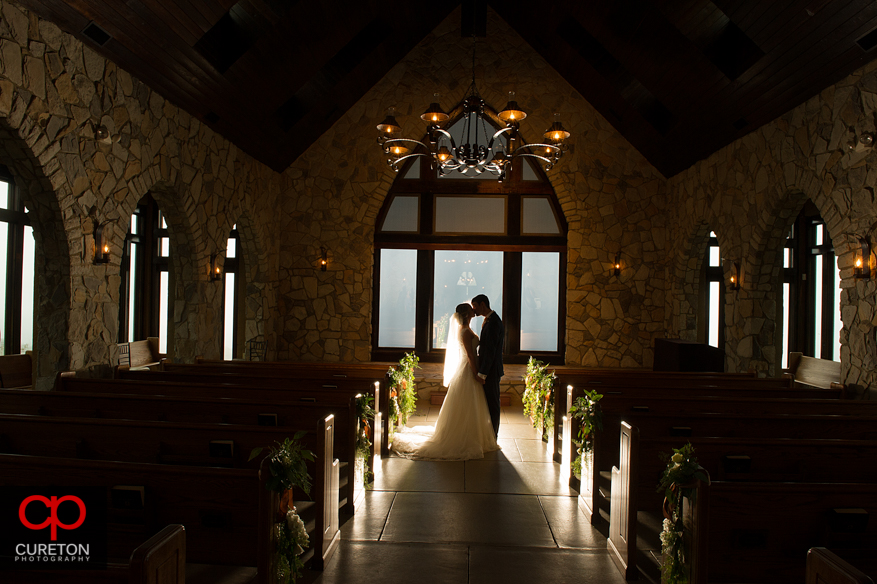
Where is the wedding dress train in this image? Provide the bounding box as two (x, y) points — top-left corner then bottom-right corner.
(391, 319), (500, 461)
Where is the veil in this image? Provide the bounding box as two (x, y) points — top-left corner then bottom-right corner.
(443, 312), (464, 387)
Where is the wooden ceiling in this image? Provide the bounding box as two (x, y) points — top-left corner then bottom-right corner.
(16, 0), (877, 177)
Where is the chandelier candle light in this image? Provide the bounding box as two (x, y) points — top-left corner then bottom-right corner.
(377, 37), (571, 181)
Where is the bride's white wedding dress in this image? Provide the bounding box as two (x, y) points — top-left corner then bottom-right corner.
(391, 316), (500, 461)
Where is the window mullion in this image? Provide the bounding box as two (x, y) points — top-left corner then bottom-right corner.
(414, 250), (432, 353)
(504, 252), (521, 356)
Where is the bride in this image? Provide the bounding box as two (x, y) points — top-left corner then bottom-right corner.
(391, 303), (501, 461)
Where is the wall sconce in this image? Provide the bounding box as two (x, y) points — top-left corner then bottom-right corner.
(613, 252), (621, 276)
(92, 220), (110, 264)
(729, 261), (741, 291)
(855, 237), (871, 279)
(320, 247), (328, 271)
(209, 253), (224, 282)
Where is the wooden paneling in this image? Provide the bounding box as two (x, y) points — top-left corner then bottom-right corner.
(15, 0), (877, 176)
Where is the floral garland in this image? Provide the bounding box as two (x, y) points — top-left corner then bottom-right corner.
(656, 443), (708, 584)
(567, 389), (603, 479)
(388, 351), (420, 432)
(355, 393), (376, 486)
(249, 434), (315, 583)
(522, 357), (556, 439)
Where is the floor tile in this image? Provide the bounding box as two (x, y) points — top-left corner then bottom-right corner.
(381, 492), (556, 547)
(498, 422), (542, 440)
(502, 409), (532, 425)
(340, 491), (396, 541)
(464, 460), (578, 496)
(373, 457), (465, 492)
(516, 438), (554, 462)
(538, 495), (608, 549)
(312, 541), (468, 584)
(468, 546), (628, 584)
(483, 438), (521, 462)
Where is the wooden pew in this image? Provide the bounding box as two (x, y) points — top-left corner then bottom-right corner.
(0, 353), (32, 388)
(784, 352), (843, 390)
(4, 523), (186, 584)
(116, 337), (164, 373)
(0, 413), (340, 570)
(52, 375), (379, 514)
(557, 378), (846, 465)
(806, 547), (875, 584)
(0, 455), (274, 579)
(610, 424), (877, 582)
(163, 360), (396, 456)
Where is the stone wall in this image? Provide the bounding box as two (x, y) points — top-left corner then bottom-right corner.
(271, 7), (670, 368)
(666, 61), (877, 391)
(0, 0), (281, 387)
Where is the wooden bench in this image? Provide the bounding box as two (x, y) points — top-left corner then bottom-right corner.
(784, 351), (844, 390)
(4, 523), (186, 584)
(52, 375), (375, 514)
(115, 337), (164, 373)
(0, 454), (274, 579)
(0, 352), (32, 388)
(0, 412), (339, 570)
(807, 547), (875, 584)
(610, 424), (877, 582)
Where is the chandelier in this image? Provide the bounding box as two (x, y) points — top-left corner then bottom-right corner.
(376, 38), (570, 181)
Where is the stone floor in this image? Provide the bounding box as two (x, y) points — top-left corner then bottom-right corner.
(307, 401), (628, 584)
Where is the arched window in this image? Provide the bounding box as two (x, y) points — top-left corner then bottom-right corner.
(118, 193), (171, 352)
(0, 166), (35, 355)
(373, 125), (567, 364)
(222, 225), (241, 360)
(699, 231), (725, 350)
(780, 201), (841, 367)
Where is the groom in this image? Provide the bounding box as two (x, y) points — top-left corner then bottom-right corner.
(472, 294), (504, 438)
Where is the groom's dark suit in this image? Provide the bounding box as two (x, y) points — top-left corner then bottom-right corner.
(478, 311), (504, 437)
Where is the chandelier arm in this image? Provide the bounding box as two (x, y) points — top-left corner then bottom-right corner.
(379, 137), (429, 150)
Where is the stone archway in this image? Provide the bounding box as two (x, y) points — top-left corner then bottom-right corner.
(0, 122), (73, 388)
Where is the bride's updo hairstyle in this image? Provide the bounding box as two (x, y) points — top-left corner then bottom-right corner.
(455, 303), (471, 324)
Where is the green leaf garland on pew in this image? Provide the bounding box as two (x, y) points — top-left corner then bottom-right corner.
(567, 389), (603, 479)
(388, 351), (420, 434)
(249, 434), (315, 583)
(356, 393), (376, 487)
(657, 443), (708, 584)
(523, 357), (556, 440)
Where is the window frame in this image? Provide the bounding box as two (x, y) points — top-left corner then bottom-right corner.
(699, 231), (726, 351)
(373, 153), (567, 365)
(0, 166), (32, 355)
(222, 226), (240, 360)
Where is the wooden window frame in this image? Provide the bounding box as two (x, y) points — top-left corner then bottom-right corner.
(373, 154), (567, 365)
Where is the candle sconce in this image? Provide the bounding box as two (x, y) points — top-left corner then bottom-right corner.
(93, 220), (110, 264)
(855, 237), (871, 279)
(729, 261), (741, 291)
(613, 252), (621, 277)
(210, 253), (224, 282)
(320, 247), (328, 272)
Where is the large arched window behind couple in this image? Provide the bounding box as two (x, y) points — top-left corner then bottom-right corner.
(372, 121), (568, 366)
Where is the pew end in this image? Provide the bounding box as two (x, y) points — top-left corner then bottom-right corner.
(807, 547), (874, 584)
(128, 524), (186, 584)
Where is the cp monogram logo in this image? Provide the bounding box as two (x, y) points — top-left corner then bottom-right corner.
(19, 495), (87, 541)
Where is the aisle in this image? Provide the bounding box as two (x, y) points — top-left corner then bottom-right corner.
(309, 402), (628, 584)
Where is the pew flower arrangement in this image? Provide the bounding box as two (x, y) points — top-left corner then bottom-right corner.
(355, 393), (376, 486)
(567, 389), (603, 479)
(249, 434), (314, 583)
(522, 357), (556, 439)
(657, 443), (708, 584)
(388, 351), (420, 433)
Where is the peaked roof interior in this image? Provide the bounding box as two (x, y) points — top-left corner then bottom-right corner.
(19, 0), (877, 177)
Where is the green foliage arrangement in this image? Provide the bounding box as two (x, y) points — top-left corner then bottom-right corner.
(388, 351), (420, 431)
(355, 393), (376, 486)
(248, 434), (315, 583)
(567, 389), (603, 478)
(522, 357), (556, 439)
(657, 443), (708, 584)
